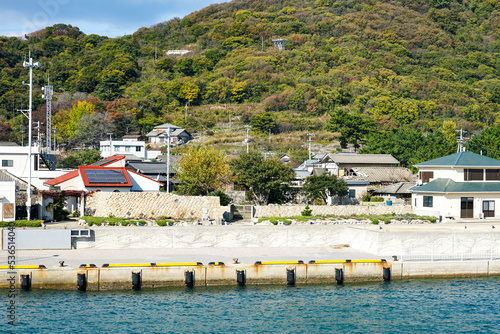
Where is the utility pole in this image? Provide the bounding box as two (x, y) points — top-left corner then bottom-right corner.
(166, 127), (171, 194)
(23, 53), (40, 221)
(244, 125), (252, 154)
(307, 133), (315, 160)
(42, 75), (53, 153)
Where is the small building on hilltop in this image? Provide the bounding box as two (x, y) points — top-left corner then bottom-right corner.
(410, 151), (500, 220)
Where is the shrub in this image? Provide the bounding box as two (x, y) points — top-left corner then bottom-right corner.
(370, 218), (379, 224)
(207, 190), (232, 206)
(156, 219), (174, 226)
(0, 220), (43, 227)
(361, 192), (371, 202)
(370, 197), (384, 202)
(257, 217), (291, 225)
(301, 204), (312, 216)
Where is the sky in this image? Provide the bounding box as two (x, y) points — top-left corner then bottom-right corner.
(0, 0), (225, 38)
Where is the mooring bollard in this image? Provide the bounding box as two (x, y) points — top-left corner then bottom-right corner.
(236, 270), (246, 286)
(21, 274), (31, 291)
(132, 272), (141, 290)
(383, 267), (391, 281)
(185, 270), (194, 287)
(287, 268), (296, 285)
(335, 268), (344, 285)
(77, 273), (87, 291)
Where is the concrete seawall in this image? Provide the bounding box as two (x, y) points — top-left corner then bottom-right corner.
(72, 225), (500, 260)
(1, 261), (499, 291)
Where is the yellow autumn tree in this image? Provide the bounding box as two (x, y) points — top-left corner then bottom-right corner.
(175, 147), (233, 196)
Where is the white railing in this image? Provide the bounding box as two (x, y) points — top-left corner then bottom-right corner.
(400, 242), (500, 261)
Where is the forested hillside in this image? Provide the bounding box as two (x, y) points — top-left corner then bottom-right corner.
(2, 0), (500, 165)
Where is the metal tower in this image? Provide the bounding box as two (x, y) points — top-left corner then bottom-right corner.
(42, 76), (53, 154)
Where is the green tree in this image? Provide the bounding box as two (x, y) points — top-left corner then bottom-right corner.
(466, 125), (500, 159)
(250, 112), (276, 134)
(324, 108), (374, 151)
(175, 147), (233, 196)
(57, 150), (102, 168)
(302, 173), (348, 204)
(229, 151), (295, 205)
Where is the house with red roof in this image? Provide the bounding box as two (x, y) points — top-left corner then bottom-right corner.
(42, 155), (162, 219)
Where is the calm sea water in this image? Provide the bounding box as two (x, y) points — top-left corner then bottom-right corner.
(2, 277), (499, 333)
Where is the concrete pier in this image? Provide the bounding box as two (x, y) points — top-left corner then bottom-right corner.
(1, 260), (499, 291)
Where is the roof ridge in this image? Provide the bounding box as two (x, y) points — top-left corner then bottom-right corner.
(454, 151), (462, 165)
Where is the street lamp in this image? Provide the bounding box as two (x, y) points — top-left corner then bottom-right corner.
(23, 54), (40, 221)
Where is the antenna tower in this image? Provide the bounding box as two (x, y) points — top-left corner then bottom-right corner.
(42, 75), (53, 153)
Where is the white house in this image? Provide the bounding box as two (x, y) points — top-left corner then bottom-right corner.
(146, 123), (192, 145)
(0, 142), (66, 190)
(410, 151), (500, 220)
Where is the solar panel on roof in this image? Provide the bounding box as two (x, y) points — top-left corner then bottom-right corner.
(85, 169), (128, 184)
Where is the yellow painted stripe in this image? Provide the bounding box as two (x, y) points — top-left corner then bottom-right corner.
(350, 259), (384, 263)
(106, 263), (152, 268)
(105, 263), (201, 268)
(313, 260), (347, 264)
(0, 265), (42, 269)
(259, 261), (303, 265)
(155, 263), (201, 267)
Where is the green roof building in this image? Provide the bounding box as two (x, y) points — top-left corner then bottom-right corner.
(410, 151), (500, 220)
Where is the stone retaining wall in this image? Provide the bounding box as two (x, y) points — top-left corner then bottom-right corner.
(254, 204), (413, 218)
(85, 192), (224, 220)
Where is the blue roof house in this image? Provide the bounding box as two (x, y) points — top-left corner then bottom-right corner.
(409, 151), (500, 220)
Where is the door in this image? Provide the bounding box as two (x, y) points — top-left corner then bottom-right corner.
(461, 197), (474, 218)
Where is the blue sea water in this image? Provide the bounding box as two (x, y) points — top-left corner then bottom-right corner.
(2, 277), (499, 333)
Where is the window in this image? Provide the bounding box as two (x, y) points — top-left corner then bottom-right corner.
(125, 146), (131, 152)
(136, 146), (142, 152)
(483, 201), (495, 217)
(349, 189), (356, 198)
(423, 196), (433, 207)
(1, 160), (13, 167)
(486, 169), (500, 181)
(465, 169), (483, 181)
(420, 171), (434, 183)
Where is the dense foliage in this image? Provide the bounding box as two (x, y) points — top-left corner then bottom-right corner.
(175, 146), (233, 195)
(303, 173), (348, 204)
(2, 0), (500, 165)
(229, 151), (296, 204)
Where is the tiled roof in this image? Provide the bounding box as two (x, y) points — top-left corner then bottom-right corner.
(373, 182), (414, 194)
(409, 178), (500, 193)
(344, 167), (416, 183)
(127, 161), (173, 174)
(89, 155), (126, 167)
(415, 151), (500, 168)
(327, 153), (399, 165)
(154, 123), (182, 130)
